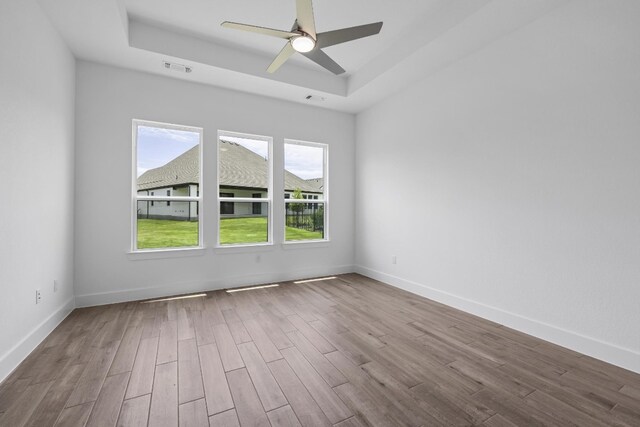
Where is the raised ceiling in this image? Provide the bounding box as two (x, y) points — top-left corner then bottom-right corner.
(36, 0), (569, 112)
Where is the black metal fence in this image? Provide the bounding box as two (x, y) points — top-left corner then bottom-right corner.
(286, 205), (324, 235)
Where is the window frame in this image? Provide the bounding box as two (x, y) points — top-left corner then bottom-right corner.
(283, 139), (329, 243)
(217, 130), (273, 248)
(131, 119), (204, 252)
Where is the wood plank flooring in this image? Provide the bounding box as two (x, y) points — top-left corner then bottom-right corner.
(1, 273), (639, 426)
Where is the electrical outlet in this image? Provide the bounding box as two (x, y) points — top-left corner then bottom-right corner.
(392, 255), (397, 264)
(36, 289), (42, 304)
(54, 280), (58, 292)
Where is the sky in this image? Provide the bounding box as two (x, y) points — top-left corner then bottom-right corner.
(137, 126), (323, 180)
(284, 143), (323, 180)
(137, 126), (199, 177)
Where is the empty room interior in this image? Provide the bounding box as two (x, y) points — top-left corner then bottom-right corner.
(1, 0), (640, 426)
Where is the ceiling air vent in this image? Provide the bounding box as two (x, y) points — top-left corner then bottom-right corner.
(305, 95), (326, 102)
(163, 61), (192, 73)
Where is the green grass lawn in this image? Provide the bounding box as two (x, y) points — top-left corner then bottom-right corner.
(137, 219), (199, 249)
(137, 217), (322, 249)
(220, 217), (268, 245)
(285, 224), (323, 241)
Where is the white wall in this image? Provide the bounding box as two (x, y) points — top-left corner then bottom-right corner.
(355, 1), (640, 373)
(74, 61), (355, 306)
(0, 0), (76, 382)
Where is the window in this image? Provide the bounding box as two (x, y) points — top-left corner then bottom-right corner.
(220, 192), (234, 215)
(218, 131), (272, 246)
(284, 140), (327, 242)
(132, 120), (202, 251)
(252, 193), (262, 215)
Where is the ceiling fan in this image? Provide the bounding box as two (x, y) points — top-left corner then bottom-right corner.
(221, 0), (383, 75)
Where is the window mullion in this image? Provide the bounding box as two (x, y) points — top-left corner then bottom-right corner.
(219, 197), (269, 203)
(136, 196), (200, 202)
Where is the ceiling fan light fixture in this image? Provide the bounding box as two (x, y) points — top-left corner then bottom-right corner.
(220, 0), (383, 74)
(291, 35), (315, 53)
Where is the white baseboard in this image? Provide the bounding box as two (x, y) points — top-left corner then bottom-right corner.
(75, 265), (356, 307)
(355, 265), (640, 374)
(0, 297), (76, 384)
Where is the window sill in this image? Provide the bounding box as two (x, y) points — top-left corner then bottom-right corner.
(127, 247), (206, 261)
(281, 240), (330, 249)
(213, 243), (274, 254)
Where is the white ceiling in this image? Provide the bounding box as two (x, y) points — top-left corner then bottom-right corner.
(36, 0), (569, 113)
(124, 0), (440, 73)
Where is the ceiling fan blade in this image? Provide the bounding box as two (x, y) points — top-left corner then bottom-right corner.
(221, 21), (299, 39)
(295, 0), (316, 38)
(316, 22), (383, 49)
(301, 49), (345, 75)
(267, 42), (296, 73)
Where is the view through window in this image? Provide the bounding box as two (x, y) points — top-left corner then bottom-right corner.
(218, 132), (272, 245)
(133, 123), (327, 250)
(134, 121), (202, 250)
(284, 140), (327, 241)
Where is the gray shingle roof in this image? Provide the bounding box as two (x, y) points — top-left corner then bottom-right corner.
(137, 140), (321, 193)
(137, 144), (199, 191)
(305, 178), (324, 191)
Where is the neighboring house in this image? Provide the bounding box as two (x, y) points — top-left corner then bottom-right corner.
(305, 178), (323, 192)
(137, 139), (322, 220)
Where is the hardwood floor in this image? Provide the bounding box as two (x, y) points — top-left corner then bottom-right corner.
(1, 273), (639, 426)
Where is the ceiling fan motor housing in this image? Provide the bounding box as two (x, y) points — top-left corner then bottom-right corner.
(291, 34), (316, 52)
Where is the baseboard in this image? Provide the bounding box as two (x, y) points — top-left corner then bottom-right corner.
(0, 296), (76, 384)
(75, 265), (356, 307)
(355, 265), (640, 374)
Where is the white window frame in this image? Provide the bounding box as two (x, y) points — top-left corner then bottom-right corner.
(284, 139), (329, 243)
(131, 119), (204, 252)
(217, 130), (273, 247)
